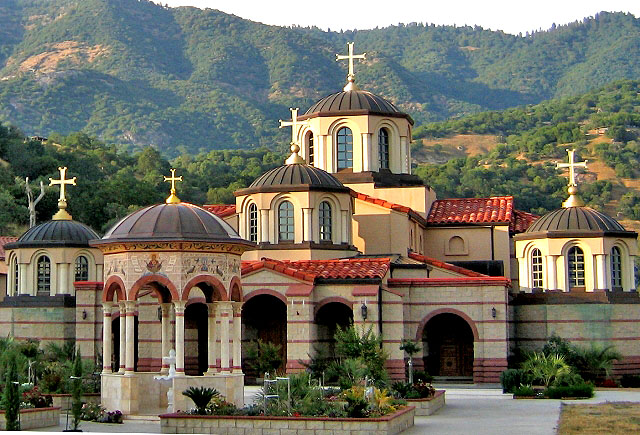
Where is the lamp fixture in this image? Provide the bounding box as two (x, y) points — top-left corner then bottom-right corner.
(82, 310), (87, 320)
(361, 303), (368, 320)
(491, 307), (497, 319)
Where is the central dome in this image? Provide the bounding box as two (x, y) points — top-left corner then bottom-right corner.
(526, 206), (628, 234)
(238, 164), (349, 195)
(300, 89), (413, 124)
(95, 203), (251, 245)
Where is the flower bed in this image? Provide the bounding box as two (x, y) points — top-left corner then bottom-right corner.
(160, 405), (415, 434)
(406, 390), (445, 416)
(0, 407), (60, 430)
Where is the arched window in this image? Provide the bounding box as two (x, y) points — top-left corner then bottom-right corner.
(307, 132), (314, 166)
(567, 246), (585, 289)
(319, 201), (332, 242)
(378, 128), (390, 170)
(611, 246), (622, 289)
(75, 256), (89, 282)
(12, 257), (18, 295)
(336, 127), (353, 170)
(247, 203), (258, 243)
(531, 248), (543, 288)
(278, 201), (294, 242)
(37, 255), (51, 296)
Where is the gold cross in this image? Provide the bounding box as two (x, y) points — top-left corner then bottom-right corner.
(557, 149), (587, 186)
(279, 108), (310, 145)
(336, 42), (366, 78)
(164, 168), (183, 204)
(49, 167), (76, 203)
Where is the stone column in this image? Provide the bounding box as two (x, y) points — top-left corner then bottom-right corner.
(547, 255), (558, 291)
(596, 254), (607, 290)
(232, 302), (243, 373)
(96, 263), (104, 282)
(362, 133), (372, 171)
(173, 300), (186, 374)
(124, 301), (137, 375)
(160, 303), (172, 373)
(206, 303), (218, 375)
(317, 135), (327, 170)
(341, 210), (349, 244)
(18, 263), (28, 295)
(302, 208), (312, 242)
(400, 136), (408, 173)
(260, 209), (269, 243)
(218, 302), (232, 372)
(102, 303), (113, 374)
(118, 302), (126, 373)
(58, 262), (69, 295)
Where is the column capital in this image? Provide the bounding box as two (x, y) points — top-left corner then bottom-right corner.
(124, 300), (137, 313)
(101, 302), (113, 315)
(231, 301), (243, 316)
(160, 302), (172, 315)
(173, 300), (186, 314)
(214, 300), (233, 313)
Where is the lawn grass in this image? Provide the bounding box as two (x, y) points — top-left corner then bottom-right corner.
(557, 402), (640, 434)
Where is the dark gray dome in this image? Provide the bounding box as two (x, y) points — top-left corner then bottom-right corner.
(5, 220), (99, 249)
(238, 164), (349, 194)
(526, 206), (627, 233)
(301, 89), (413, 124)
(94, 203), (252, 245)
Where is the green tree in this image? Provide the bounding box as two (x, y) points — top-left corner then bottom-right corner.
(2, 352), (20, 431)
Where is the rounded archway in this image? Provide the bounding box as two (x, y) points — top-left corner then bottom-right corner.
(241, 293), (287, 377)
(314, 301), (353, 359)
(422, 313), (474, 378)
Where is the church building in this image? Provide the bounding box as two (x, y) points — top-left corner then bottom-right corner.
(0, 43), (638, 413)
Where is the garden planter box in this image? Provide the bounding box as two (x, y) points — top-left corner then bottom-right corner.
(0, 406), (60, 430)
(50, 393), (101, 411)
(407, 390), (446, 415)
(160, 405), (415, 434)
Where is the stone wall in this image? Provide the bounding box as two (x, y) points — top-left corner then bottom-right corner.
(0, 407), (60, 430)
(0, 295), (75, 345)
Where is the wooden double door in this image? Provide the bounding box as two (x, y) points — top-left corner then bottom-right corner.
(424, 313), (474, 377)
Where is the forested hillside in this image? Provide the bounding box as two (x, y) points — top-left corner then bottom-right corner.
(1, 0), (639, 155)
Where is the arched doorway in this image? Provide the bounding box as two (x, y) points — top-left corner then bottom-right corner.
(241, 294), (287, 376)
(185, 303), (208, 375)
(422, 313), (474, 377)
(314, 301), (353, 359)
(111, 314), (138, 372)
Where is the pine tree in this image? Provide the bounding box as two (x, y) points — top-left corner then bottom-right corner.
(2, 352), (20, 431)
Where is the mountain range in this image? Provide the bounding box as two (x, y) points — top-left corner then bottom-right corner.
(0, 0), (639, 155)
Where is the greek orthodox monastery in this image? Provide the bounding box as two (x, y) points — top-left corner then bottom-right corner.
(0, 43), (638, 414)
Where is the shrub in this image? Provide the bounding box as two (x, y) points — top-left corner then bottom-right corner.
(342, 386), (368, 418)
(620, 374), (640, 388)
(328, 357), (367, 390)
(500, 369), (532, 394)
(512, 385), (535, 397)
(21, 386), (52, 408)
(245, 339), (283, 378)
(521, 352), (571, 387)
(182, 386), (220, 415)
(553, 372), (585, 388)
(390, 381), (435, 399)
(571, 344), (621, 383)
(333, 325), (389, 387)
(413, 370), (433, 384)
(2, 352), (20, 431)
(545, 382), (594, 399)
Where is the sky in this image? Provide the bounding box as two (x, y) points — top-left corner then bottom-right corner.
(161, 0), (640, 35)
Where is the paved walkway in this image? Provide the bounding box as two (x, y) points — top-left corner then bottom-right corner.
(32, 387), (640, 434)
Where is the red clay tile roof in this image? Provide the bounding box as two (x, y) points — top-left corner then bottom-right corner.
(407, 252), (487, 277)
(427, 196), (538, 233)
(242, 257), (390, 282)
(0, 236), (17, 260)
(203, 204), (236, 218)
(351, 191), (427, 226)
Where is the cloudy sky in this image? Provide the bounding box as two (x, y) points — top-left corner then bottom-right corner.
(161, 0), (640, 35)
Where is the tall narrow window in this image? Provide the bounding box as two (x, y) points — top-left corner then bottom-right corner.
(531, 248), (543, 288)
(336, 127), (353, 170)
(611, 246), (622, 289)
(307, 132), (314, 166)
(319, 201), (332, 242)
(248, 203), (258, 243)
(278, 201), (294, 242)
(37, 256), (51, 296)
(12, 258), (18, 295)
(75, 256), (89, 282)
(567, 246), (585, 288)
(378, 128), (389, 169)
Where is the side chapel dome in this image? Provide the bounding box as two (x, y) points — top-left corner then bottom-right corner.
(526, 206), (628, 234)
(243, 163), (349, 194)
(302, 89), (412, 123)
(6, 220), (99, 249)
(97, 202), (250, 245)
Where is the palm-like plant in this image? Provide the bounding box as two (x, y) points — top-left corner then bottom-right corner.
(573, 344), (621, 382)
(182, 386), (220, 415)
(522, 352), (571, 388)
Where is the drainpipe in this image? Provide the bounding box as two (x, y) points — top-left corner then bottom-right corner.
(378, 285), (383, 336)
(490, 226), (495, 261)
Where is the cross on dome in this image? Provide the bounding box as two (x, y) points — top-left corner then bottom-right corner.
(557, 149), (588, 208)
(164, 168), (183, 204)
(336, 42), (366, 91)
(280, 108), (308, 165)
(49, 166), (77, 220)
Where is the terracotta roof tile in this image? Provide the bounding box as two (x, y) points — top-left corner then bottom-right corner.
(0, 236), (17, 260)
(407, 252), (487, 277)
(242, 257), (390, 282)
(203, 204), (236, 218)
(351, 191), (426, 226)
(427, 196), (538, 233)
